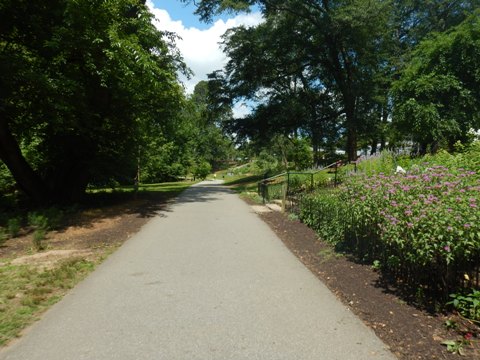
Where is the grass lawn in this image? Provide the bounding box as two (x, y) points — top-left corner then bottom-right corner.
(220, 173), (264, 203)
(87, 181), (193, 195)
(0, 259), (95, 346)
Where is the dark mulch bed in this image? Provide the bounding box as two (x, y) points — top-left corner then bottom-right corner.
(254, 206), (479, 359)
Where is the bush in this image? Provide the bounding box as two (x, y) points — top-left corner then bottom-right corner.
(7, 218), (21, 238)
(449, 290), (480, 321)
(299, 189), (347, 244)
(299, 146), (480, 301)
(27, 213), (49, 230)
(27, 208), (64, 231)
(32, 229), (46, 251)
(0, 227), (7, 246)
(192, 160), (212, 180)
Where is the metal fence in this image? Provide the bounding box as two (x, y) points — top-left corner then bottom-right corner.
(257, 161), (346, 211)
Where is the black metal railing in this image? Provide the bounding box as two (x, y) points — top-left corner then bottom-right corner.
(257, 161), (347, 209)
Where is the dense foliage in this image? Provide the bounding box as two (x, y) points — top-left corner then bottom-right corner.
(393, 12), (480, 153)
(187, 0), (480, 163)
(299, 144), (480, 301)
(0, 1), (236, 203)
(0, 0), (187, 203)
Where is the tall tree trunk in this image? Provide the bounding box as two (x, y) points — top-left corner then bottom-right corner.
(346, 126), (357, 161)
(344, 100), (358, 161)
(0, 117), (49, 203)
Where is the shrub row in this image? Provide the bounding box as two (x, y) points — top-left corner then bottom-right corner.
(299, 144), (480, 304)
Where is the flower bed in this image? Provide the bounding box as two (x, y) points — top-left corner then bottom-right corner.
(299, 146), (480, 304)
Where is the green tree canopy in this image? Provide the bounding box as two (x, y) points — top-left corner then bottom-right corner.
(393, 12), (480, 153)
(0, 0), (186, 203)
(186, 0), (479, 159)
(188, 0), (395, 161)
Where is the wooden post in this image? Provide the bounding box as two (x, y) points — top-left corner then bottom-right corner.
(282, 180), (287, 212)
(282, 172), (290, 212)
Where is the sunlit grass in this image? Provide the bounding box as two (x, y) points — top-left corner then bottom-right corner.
(221, 174), (264, 203)
(88, 181), (194, 194)
(0, 259), (95, 346)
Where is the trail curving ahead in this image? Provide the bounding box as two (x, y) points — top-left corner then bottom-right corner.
(0, 181), (395, 360)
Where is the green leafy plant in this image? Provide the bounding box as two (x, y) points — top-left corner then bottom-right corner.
(27, 213), (49, 230)
(28, 212), (52, 252)
(0, 228), (7, 246)
(372, 260), (381, 271)
(441, 340), (467, 355)
(41, 208), (64, 230)
(7, 218), (21, 238)
(299, 188), (347, 245)
(444, 319), (458, 330)
(32, 229), (46, 251)
(287, 213), (299, 222)
(448, 290), (480, 322)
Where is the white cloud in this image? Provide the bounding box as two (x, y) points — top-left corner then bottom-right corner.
(146, 0), (263, 96)
(232, 101), (253, 119)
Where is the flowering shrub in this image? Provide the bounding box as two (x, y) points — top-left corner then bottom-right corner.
(348, 165), (479, 264)
(299, 145), (480, 299)
(299, 188), (348, 244)
(468, 128), (480, 143)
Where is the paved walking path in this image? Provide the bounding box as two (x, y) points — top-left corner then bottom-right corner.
(0, 181), (396, 360)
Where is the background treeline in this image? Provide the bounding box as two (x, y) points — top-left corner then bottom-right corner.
(0, 0), (234, 204)
(189, 0), (480, 165)
(2, 0), (480, 204)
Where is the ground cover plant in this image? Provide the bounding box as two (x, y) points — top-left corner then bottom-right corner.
(299, 144), (480, 308)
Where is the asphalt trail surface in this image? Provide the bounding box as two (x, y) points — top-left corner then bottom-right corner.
(0, 181), (396, 360)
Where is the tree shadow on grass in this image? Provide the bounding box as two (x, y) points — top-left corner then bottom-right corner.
(0, 182), (234, 250)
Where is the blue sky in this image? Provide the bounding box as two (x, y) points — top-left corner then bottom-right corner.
(148, 1), (262, 87)
(148, 1), (262, 116)
(152, 0), (230, 29)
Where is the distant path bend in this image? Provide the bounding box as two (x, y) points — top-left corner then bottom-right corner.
(0, 181), (396, 360)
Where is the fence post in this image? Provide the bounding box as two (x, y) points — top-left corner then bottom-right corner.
(334, 163), (338, 186)
(262, 172), (268, 204)
(261, 182), (265, 204)
(282, 172), (290, 212)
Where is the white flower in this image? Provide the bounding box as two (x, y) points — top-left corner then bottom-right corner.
(468, 128), (480, 142)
